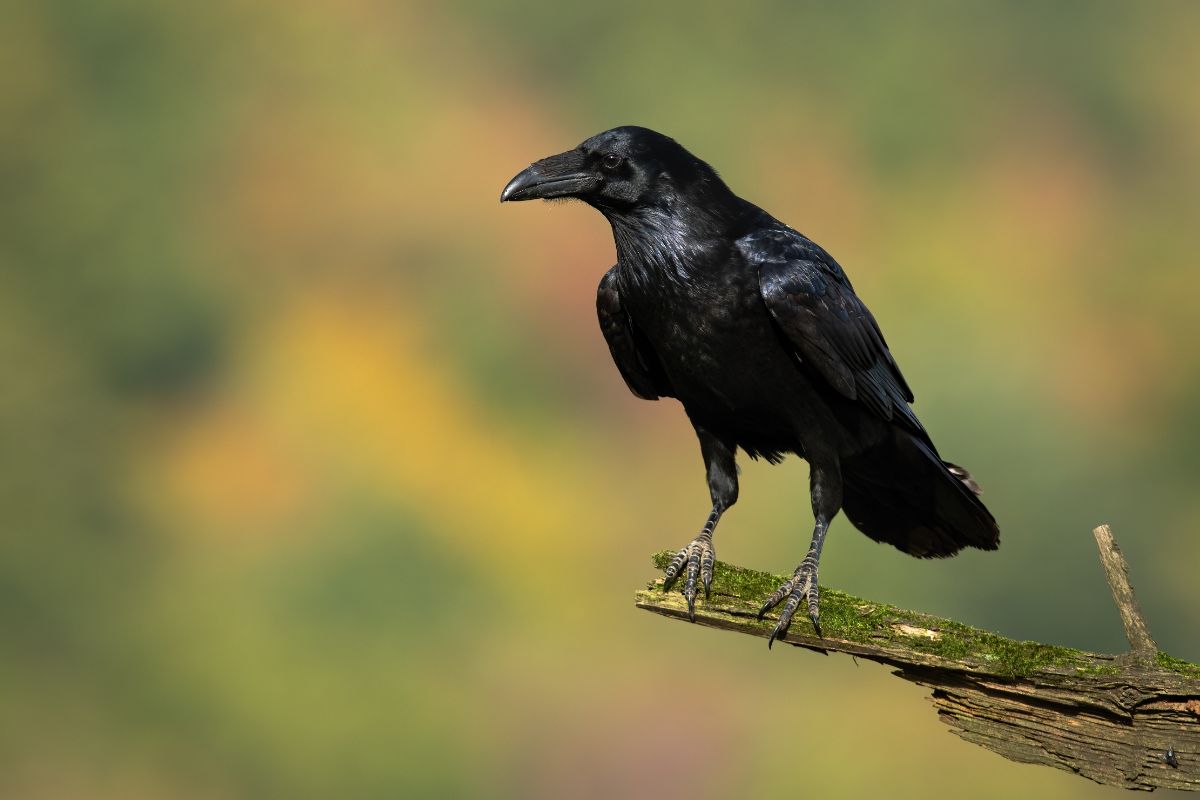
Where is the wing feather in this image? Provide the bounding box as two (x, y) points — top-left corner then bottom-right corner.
(597, 266), (672, 401)
(742, 228), (921, 433)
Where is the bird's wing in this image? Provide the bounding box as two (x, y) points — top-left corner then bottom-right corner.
(596, 266), (673, 400)
(742, 228), (923, 433)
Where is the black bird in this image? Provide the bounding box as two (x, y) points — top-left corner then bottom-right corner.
(501, 126), (998, 646)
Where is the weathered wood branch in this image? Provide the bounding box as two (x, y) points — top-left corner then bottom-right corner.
(634, 524), (1200, 792)
(1093, 523), (1159, 659)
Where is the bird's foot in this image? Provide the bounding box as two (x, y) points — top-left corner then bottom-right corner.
(757, 556), (821, 648)
(661, 531), (715, 621)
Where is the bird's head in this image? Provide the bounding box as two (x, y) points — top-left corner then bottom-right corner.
(500, 126), (728, 215)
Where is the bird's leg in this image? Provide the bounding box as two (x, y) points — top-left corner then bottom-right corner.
(759, 523), (827, 646)
(759, 459), (842, 647)
(662, 424), (737, 620)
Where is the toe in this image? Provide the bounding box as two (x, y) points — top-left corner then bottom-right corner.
(757, 579), (792, 620)
(700, 543), (714, 599)
(806, 587), (821, 633)
(684, 546), (700, 591)
(662, 546), (689, 590)
(682, 546), (700, 615)
(767, 592), (801, 648)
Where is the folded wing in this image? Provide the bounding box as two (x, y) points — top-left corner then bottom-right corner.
(597, 266), (673, 401)
(742, 228), (923, 435)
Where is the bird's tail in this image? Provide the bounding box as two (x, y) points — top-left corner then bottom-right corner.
(840, 431), (999, 558)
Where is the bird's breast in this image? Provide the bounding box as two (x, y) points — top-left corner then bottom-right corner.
(622, 269), (801, 414)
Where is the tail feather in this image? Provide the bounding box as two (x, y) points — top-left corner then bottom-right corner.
(841, 433), (999, 558)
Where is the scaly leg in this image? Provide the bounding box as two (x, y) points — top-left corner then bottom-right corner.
(661, 424), (737, 620)
(758, 458), (842, 647)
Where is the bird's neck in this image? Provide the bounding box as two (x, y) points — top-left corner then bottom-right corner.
(605, 194), (748, 289)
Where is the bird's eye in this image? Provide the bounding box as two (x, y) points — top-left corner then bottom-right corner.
(601, 154), (623, 171)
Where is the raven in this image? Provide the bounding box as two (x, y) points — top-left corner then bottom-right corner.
(501, 126), (998, 646)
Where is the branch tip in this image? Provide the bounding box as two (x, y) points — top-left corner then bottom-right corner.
(1091, 524), (1157, 657)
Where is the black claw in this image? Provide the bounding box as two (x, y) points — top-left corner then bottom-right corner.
(809, 613), (822, 638)
(767, 620), (787, 649)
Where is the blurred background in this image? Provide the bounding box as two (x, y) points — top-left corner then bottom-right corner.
(4, 0), (1200, 797)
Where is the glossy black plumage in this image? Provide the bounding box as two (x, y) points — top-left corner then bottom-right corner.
(502, 126), (999, 643)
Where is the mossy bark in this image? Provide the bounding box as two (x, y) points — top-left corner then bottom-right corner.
(635, 551), (1200, 792)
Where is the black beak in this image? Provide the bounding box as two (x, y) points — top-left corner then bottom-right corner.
(500, 149), (600, 202)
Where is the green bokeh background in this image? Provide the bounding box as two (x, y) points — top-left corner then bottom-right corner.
(4, 1), (1200, 797)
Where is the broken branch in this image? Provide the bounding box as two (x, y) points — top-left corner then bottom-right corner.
(634, 524), (1200, 791)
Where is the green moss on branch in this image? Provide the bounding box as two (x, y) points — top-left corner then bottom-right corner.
(1157, 650), (1200, 678)
(645, 552), (1197, 680)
